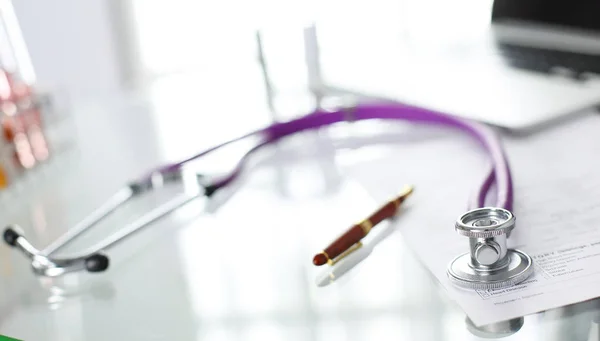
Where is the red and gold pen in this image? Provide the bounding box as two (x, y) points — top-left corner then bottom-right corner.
(313, 186), (414, 266)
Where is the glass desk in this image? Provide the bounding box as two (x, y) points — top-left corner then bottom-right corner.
(0, 80), (599, 341)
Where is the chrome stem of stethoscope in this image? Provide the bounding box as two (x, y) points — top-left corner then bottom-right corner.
(41, 186), (135, 256)
(447, 207), (533, 290)
(3, 168), (204, 277)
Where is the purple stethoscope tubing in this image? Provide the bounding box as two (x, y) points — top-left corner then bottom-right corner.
(157, 102), (512, 211)
(1, 101), (514, 278)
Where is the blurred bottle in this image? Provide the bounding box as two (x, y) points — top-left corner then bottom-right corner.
(0, 0), (46, 190)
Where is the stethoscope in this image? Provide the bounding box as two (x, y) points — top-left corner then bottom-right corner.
(3, 102), (533, 290)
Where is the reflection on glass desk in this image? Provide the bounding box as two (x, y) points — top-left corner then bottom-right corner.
(1, 90), (600, 341)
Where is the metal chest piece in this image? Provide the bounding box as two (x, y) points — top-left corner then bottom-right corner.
(447, 207), (533, 290)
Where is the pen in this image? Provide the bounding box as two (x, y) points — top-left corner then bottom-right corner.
(312, 186), (414, 266)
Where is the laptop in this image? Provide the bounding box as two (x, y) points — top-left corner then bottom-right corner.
(310, 0), (600, 130)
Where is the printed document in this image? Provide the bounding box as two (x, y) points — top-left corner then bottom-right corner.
(344, 112), (600, 326)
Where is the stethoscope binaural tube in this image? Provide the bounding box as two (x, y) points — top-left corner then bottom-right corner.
(3, 102), (532, 287)
(3, 169), (202, 277)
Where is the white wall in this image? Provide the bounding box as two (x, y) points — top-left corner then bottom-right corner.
(11, 0), (124, 100)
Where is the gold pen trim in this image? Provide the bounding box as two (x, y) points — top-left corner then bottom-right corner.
(321, 250), (333, 266)
(359, 220), (373, 235)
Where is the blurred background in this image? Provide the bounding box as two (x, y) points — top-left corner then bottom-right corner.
(13, 0), (493, 100)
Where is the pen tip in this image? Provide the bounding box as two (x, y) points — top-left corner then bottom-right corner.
(313, 253), (327, 266)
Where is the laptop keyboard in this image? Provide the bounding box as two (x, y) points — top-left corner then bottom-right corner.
(498, 43), (600, 79)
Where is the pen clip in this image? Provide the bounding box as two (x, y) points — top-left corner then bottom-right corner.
(328, 242), (363, 266)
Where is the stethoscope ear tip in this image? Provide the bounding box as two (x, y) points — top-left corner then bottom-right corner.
(3, 225), (22, 246)
(85, 253), (110, 272)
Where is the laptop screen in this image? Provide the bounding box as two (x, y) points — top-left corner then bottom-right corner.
(491, 0), (600, 32)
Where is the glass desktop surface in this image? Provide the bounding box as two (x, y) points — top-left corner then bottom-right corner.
(0, 73), (598, 341)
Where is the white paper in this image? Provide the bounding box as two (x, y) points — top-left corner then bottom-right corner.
(342, 111), (600, 326)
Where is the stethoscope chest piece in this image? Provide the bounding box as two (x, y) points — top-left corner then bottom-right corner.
(447, 207), (533, 290)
